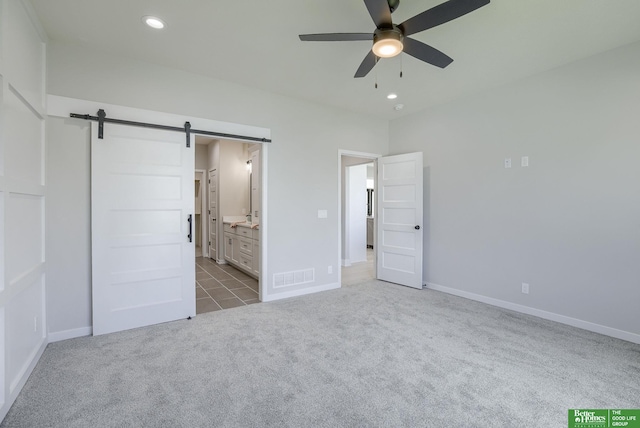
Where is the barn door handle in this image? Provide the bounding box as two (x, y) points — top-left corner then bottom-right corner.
(188, 215), (193, 242)
(415, 225), (421, 230)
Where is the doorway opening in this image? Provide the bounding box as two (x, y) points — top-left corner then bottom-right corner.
(339, 151), (379, 286)
(194, 137), (262, 313)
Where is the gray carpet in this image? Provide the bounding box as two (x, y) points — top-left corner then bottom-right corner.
(2, 281), (639, 427)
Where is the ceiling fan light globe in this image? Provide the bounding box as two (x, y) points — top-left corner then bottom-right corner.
(373, 39), (403, 57)
(372, 27), (404, 58)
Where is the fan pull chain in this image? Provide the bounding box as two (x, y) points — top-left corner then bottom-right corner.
(375, 57), (379, 89)
(400, 54), (403, 78)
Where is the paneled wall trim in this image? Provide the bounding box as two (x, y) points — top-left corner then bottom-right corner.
(0, 0), (48, 421)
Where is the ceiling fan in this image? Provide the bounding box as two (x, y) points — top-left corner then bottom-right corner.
(299, 0), (490, 78)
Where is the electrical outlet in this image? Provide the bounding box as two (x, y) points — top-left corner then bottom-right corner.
(521, 283), (530, 294)
(328, 265), (333, 274)
(504, 158), (512, 169)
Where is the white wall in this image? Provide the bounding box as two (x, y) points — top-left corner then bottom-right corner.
(207, 138), (219, 171)
(218, 140), (250, 220)
(0, 0), (47, 419)
(45, 117), (90, 338)
(346, 164), (367, 264)
(389, 41), (640, 342)
(194, 143), (208, 171)
(366, 164), (374, 190)
(195, 143), (210, 253)
(45, 42), (389, 333)
(206, 139), (219, 261)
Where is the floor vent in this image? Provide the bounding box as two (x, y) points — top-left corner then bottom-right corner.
(273, 268), (315, 289)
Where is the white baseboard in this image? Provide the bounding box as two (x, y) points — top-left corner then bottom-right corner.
(426, 282), (640, 345)
(342, 259), (351, 267)
(48, 326), (92, 343)
(262, 282), (340, 302)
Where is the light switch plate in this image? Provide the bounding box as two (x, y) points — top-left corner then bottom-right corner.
(318, 210), (328, 219)
(521, 156), (529, 167)
(504, 158), (512, 169)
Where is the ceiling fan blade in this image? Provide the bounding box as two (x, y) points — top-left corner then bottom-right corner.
(399, 0), (490, 36)
(402, 38), (453, 68)
(299, 33), (373, 42)
(354, 50), (378, 78)
(364, 0), (392, 28)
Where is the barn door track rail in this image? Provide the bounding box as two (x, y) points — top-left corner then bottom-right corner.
(70, 109), (272, 147)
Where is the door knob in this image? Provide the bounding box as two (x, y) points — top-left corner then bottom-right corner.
(415, 225), (421, 230)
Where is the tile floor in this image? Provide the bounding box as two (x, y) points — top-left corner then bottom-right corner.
(195, 257), (260, 314)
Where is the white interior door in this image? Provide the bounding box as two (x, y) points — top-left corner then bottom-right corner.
(376, 152), (423, 289)
(91, 122), (195, 335)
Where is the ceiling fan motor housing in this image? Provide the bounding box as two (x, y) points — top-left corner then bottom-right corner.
(374, 26), (404, 43)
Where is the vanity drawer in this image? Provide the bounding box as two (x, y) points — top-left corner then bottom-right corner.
(236, 226), (252, 238)
(238, 252), (253, 272)
(223, 223), (235, 234)
(238, 236), (253, 256)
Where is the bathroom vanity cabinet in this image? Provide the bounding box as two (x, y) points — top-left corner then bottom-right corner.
(223, 223), (259, 278)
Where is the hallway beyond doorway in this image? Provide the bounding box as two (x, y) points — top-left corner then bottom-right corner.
(341, 248), (374, 286)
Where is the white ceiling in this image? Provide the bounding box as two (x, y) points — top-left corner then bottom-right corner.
(30, 0), (640, 120)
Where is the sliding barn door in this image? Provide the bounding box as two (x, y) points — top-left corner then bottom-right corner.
(376, 152), (424, 289)
(91, 122), (195, 335)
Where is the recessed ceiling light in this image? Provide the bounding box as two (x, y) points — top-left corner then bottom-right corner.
(143, 16), (166, 29)
(387, 93), (398, 100)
